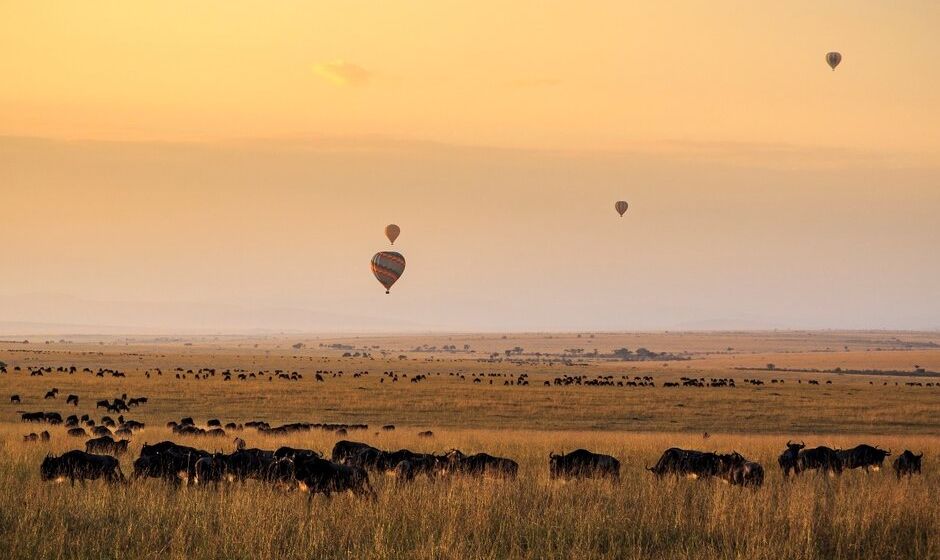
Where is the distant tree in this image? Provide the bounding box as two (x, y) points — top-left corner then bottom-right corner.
(767, 363), (776, 370)
(612, 348), (633, 359)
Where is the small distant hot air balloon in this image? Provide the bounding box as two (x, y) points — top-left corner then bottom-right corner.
(615, 200), (629, 217)
(826, 52), (841, 71)
(385, 224), (400, 245)
(371, 251), (406, 294)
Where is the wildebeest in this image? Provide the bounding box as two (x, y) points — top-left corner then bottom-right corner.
(331, 440), (379, 464)
(67, 428), (87, 437)
(728, 461), (765, 487)
(444, 449), (518, 479)
(274, 446), (321, 461)
(20, 411), (44, 423)
(44, 390), (57, 399)
(10, 394), (20, 404)
(893, 450), (923, 479)
(66, 394), (79, 406)
(85, 436), (130, 455)
(779, 441), (804, 477)
(293, 455), (376, 499)
(40, 450), (125, 485)
(23, 431), (51, 442)
(550, 449), (620, 480)
(92, 426), (113, 437)
(418, 430), (434, 438)
(134, 441), (210, 483)
(837, 444), (891, 471)
(648, 448), (725, 479)
(797, 445), (843, 476)
(393, 456), (443, 482)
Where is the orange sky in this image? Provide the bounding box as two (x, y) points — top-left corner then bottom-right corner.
(0, 2), (938, 332)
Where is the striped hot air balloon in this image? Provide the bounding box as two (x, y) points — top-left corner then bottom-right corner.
(615, 200), (629, 217)
(826, 52), (841, 71)
(371, 251), (406, 294)
(385, 224), (400, 245)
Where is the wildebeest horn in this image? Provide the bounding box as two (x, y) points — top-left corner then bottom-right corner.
(917, 452), (924, 458)
(800, 440), (805, 447)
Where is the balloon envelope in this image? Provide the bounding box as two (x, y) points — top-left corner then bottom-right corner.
(615, 200), (629, 217)
(371, 251), (406, 294)
(385, 224), (400, 245)
(826, 52), (841, 70)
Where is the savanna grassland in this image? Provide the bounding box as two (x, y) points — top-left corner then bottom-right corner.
(0, 331), (937, 559)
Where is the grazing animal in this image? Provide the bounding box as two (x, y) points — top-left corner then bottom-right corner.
(67, 427), (88, 437)
(728, 461), (764, 487)
(648, 448), (724, 479)
(837, 444), (891, 471)
(893, 450), (923, 479)
(445, 450), (518, 479)
(550, 449), (620, 480)
(40, 451), (125, 485)
(292, 455), (376, 499)
(44, 390), (57, 399)
(66, 394), (79, 406)
(85, 436), (130, 455)
(10, 394), (21, 404)
(797, 446), (843, 476)
(779, 441), (804, 477)
(418, 431), (434, 438)
(331, 440), (379, 464)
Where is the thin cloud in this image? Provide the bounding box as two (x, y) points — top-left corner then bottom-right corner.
(313, 61), (372, 87)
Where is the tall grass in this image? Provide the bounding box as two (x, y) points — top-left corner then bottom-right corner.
(0, 428), (935, 559)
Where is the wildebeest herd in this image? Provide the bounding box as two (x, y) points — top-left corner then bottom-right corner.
(36, 434), (925, 499)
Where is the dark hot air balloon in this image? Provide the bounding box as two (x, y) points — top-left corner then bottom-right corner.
(371, 252), (405, 294)
(615, 200), (629, 217)
(826, 52), (841, 71)
(385, 224), (400, 245)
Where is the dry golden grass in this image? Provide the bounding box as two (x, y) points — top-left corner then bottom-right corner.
(0, 332), (937, 559)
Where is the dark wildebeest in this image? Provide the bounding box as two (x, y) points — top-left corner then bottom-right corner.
(332, 440), (380, 464)
(444, 449), (518, 479)
(418, 431), (434, 438)
(67, 427), (87, 437)
(11, 394), (21, 404)
(66, 394), (79, 406)
(292, 455), (376, 499)
(135, 441), (210, 483)
(44, 390), (57, 399)
(393, 456), (443, 482)
(274, 446), (321, 461)
(40, 450), (125, 485)
(797, 446), (843, 476)
(837, 444), (891, 472)
(778, 441), (804, 477)
(892, 450), (923, 480)
(550, 449), (620, 480)
(85, 436), (130, 455)
(95, 400), (110, 409)
(224, 449), (279, 482)
(648, 448), (724, 479)
(194, 453), (230, 486)
(382, 424), (395, 431)
(92, 426), (113, 437)
(44, 412), (62, 425)
(21, 412), (44, 423)
(728, 461), (765, 487)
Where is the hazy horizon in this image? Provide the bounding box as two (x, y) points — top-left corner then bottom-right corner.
(2, 2), (939, 333)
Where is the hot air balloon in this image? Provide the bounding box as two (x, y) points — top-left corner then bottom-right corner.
(385, 224), (400, 245)
(371, 251), (405, 294)
(615, 200), (629, 217)
(826, 52), (841, 71)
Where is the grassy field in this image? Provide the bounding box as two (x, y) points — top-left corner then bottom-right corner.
(0, 331), (937, 559)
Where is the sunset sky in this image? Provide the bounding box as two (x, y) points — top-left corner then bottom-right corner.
(1, 2), (938, 332)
